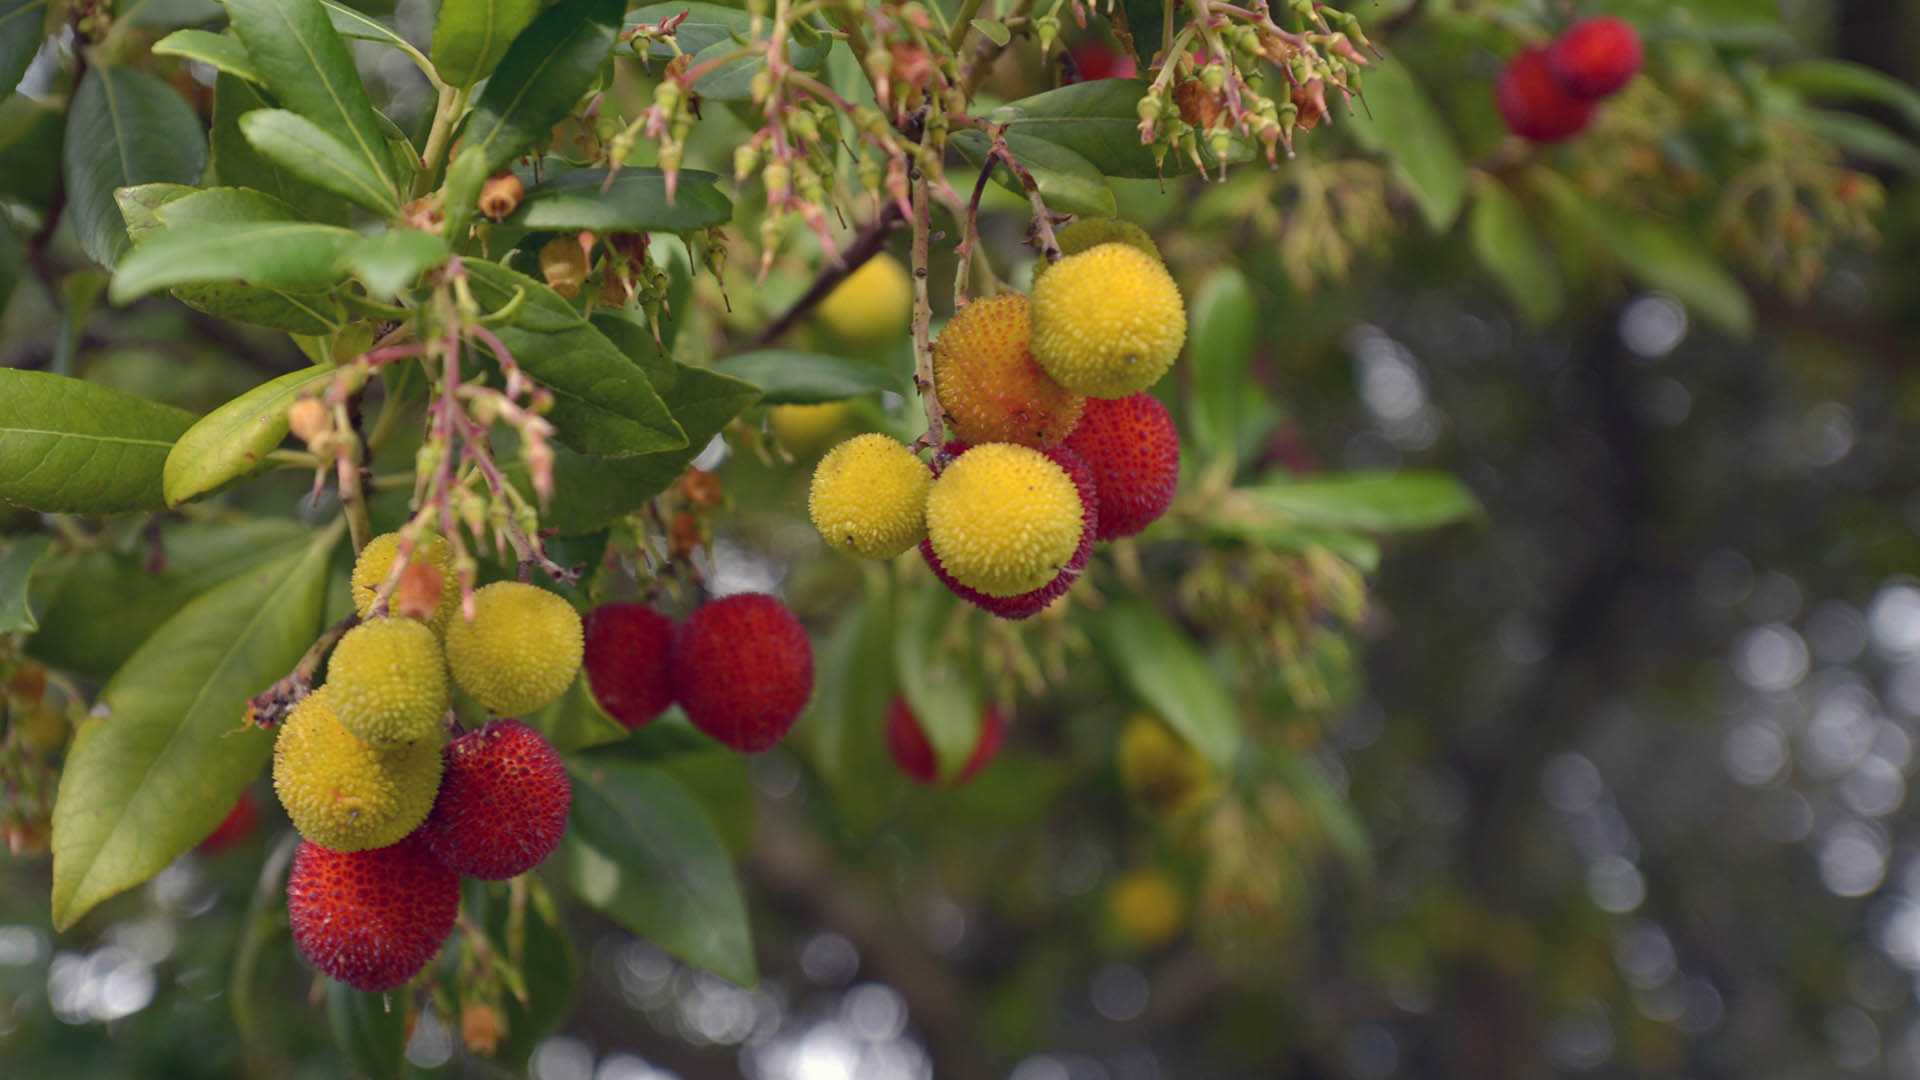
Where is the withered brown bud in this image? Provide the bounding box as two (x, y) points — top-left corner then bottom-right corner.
(478, 169), (525, 220)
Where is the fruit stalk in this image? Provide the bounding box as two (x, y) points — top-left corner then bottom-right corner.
(908, 163), (949, 455)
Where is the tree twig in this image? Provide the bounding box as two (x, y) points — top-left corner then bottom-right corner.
(746, 202), (907, 349)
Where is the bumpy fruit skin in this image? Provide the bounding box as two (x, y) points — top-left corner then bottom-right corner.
(886, 695), (1006, 785)
(1063, 392), (1180, 540)
(1548, 16), (1642, 99)
(286, 835), (459, 991)
(272, 688), (444, 852)
(671, 593), (814, 753)
(808, 434), (932, 559)
(1496, 47), (1596, 142)
(933, 294), (1085, 447)
(419, 719), (571, 880)
(352, 532), (460, 634)
(1117, 713), (1218, 820)
(1031, 218), (1160, 284)
(1030, 243), (1186, 398)
(925, 443), (1085, 598)
(921, 443), (1097, 619)
(1108, 867), (1186, 949)
(582, 604), (676, 729)
(328, 618), (450, 745)
(816, 253), (913, 347)
(445, 582), (584, 716)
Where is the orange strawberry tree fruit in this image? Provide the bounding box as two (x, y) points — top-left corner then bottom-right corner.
(0, 0), (1900, 1070)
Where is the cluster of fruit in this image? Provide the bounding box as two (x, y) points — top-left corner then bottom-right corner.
(1497, 16), (1644, 143)
(808, 219), (1184, 620)
(272, 533), (582, 992)
(582, 592), (815, 754)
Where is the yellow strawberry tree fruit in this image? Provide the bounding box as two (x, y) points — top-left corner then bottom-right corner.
(925, 443), (1084, 597)
(351, 532), (461, 634)
(444, 582), (584, 716)
(1030, 242), (1187, 398)
(816, 253), (912, 347)
(272, 688), (443, 852)
(1108, 867), (1187, 949)
(809, 433), (933, 558)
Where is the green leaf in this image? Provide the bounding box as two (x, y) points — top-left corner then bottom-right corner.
(0, 215), (21, 314)
(970, 17), (1010, 46)
(893, 583), (983, 782)
(432, 0), (542, 88)
(1346, 57), (1468, 232)
(1242, 470), (1480, 532)
(466, 0), (622, 174)
(320, 0), (418, 52)
(209, 74), (349, 225)
(489, 885), (578, 1067)
(1094, 599), (1240, 773)
(0, 533), (51, 633)
(109, 220), (361, 304)
(952, 129), (1117, 218)
(526, 314), (761, 534)
(1186, 267), (1257, 467)
(1468, 177), (1563, 326)
(50, 530), (338, 929)
(1806, 109), (1920, 172)
(62, 66), (207, 268)
(239, 108), (404, 217)
(1118, 0), (1161, 70)
(336, 228), (449, 300)
(1775, 58), (1920, 130)
(439, 143), (490, 244)
(152, 185), (302, 227)
(0, 0), (48, 101)
(801, 584), (901, 834)
(163, 364), (334, 507)
(326, 981), (406, 1080)
(28, 518), (312, 680)
(1202, 520), (1381, 574)
(0, 95), (64, 206)
(991, 79), (1243, 178)
(153, 28), (261, 83)
(226, 0), (398, 201)
(526, 677), (629, 753)
(564, 760), (756, 986)
(1588, 207), (1754, 337)
(173, 283), (344, 334)
(0, 370), (198, 513)
(626, 3), (831, 101)
(505, 167), (734, 231)
(1265, 742), (1373, 884)
(708, 349), (911, 404)
(464, 260), (687, 457)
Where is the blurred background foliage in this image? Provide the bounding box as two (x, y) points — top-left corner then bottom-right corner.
(1, 0), (1919, 1077)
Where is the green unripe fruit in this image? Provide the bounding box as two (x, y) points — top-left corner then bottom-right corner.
(272, 688), (443, 852)
(328, 619), (451, 746)
(444, 582), (584, 716)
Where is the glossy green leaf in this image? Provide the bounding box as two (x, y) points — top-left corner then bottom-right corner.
(505, 167), (734, 231)
(109, 220), (360, 304)
(564, 760), (756, 986)
(466, 0), (622, 173)
(0, 370), (197, 513)
(0, 0), (48, 100)
(1118, 0), (1161, 69)
(163, 365), (334, 507)
(226, 0), (397, 198)
(1775, 58), (1920, 129)
(320, 0), (417, 52)
(1468, 177), (1563, 326)
(893, 583), (983, 782)
(326, 981), (406, 1080)
(952, 129), (1117, 218)
(51, 530), (338, 929)
(153, 29), (261, 83)
(0, 95), (63, 206)
(28, 518), (312, 680)
(432, 0), (541, 88)
(336, 228), (448, 300)
(1202, 520), (1381, 574)
(463, 260), (686, 457)
(1095, 599), (1239, 772)
(209, 74), (348, 225)
(709, 349), (911, 404)
(62, 66), (207, 268)
(526, 314), (760, 534)
(1242, 470), (1480, 532)
(1806, 109), (1920, 172)
(239, 108), (403, 217)
(155, 185), (302, 227)
(990, 79), (1244, 178)
(0, 533), (51, 633)
(0, 214), (20, 313)
(1347, 57), (1468, 232)
(112, 182), (196, 244)
(173, 284), (344, 334)
(802, 582), (902, 834)
(1267, 743), (1373, 884)
(1589, 208), (1754, 337)
(626, 3), (830, 100)
(439, 142), (490, 244)
(1187, 267), (1257, 466)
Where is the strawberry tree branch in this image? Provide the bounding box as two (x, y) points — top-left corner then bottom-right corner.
(908, 159), (948, 456)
